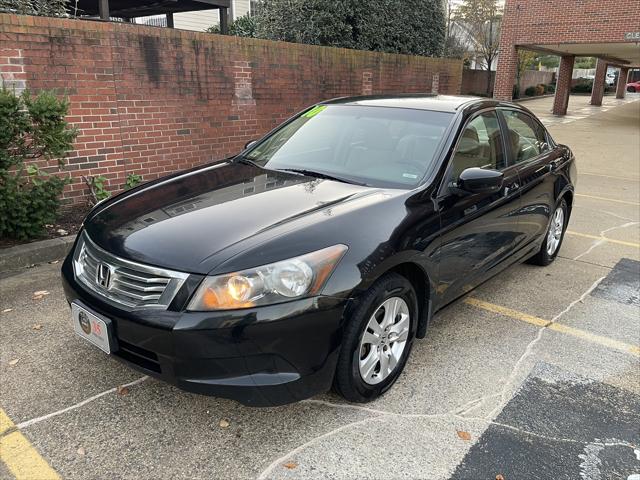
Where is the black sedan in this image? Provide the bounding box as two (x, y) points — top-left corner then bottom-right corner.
(61, 95), (576, 406)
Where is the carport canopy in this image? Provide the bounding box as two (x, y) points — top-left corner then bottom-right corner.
(71, 0), (231, 32)
(523, 41), (640, 67)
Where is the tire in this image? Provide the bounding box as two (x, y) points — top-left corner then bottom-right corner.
(333, 273), (418, 403)
(529, 198), (568, 266)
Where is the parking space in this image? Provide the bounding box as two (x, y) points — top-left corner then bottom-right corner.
(1, 98), (639, 480)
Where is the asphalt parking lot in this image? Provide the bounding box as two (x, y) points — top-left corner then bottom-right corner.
(1, 95), (639, 480)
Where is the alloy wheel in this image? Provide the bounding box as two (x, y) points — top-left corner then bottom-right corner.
(358, 297), (411, 385)
(546, 206), (565, 255)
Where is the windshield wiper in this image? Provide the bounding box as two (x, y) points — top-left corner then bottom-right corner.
(233, 156), (262, 168)
(279, 168), (367, 186)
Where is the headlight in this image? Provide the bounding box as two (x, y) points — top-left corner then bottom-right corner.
(187, 244), (348, 311)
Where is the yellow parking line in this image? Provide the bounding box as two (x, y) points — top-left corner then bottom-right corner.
(464, 298), (548, 327)
(0, 408), (60, 480)
(464, 298), (640, 357)
(575, 193), (640, 206)
(566, 231), (640, 248)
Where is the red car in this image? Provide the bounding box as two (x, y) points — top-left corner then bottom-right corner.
(627, 80), (640, 92)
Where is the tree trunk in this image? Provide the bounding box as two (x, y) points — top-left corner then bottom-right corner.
(486, 18), (494, 96)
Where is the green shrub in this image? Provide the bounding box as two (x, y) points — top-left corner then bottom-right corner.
(207, 13), (257, 37)
(125, 173), (143, 189)
(524, 86), (536, 96)
(571, 79), (593, 93)
(546, 84), (555, 93)
(255, 0), (446, 57)
(535, 84), (545, 96)
(0, 89), (77, 240)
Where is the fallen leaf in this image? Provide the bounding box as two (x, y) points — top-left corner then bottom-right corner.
(57, 229), (69, 236)
(32, 295), (43, 301)
(456, 430), (471, 441)
(9, 359), (19, 366)
(77, 447), (86, 456)
(496, 475), (505, 480)
(32, 324), (43, 331)
(283, 462), (298, 470)
(33, 290), (50, 296)
(116, 385), (129, 396)
(219, 419), (230, 428)
(2, 308), (12, 313)
(49, 260), (60, 265)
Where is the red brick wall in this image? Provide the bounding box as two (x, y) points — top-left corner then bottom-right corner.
(494, 0), (640, 100)
(0, 14), (462, 206)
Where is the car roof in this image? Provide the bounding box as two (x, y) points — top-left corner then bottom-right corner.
(321, 94), (499, 113)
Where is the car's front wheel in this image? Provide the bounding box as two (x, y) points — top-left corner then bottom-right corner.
(334, 273), (417, 402)
(530, 198), (568, 266)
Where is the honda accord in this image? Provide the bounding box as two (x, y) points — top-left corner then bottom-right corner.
(61, 95), (576, 406)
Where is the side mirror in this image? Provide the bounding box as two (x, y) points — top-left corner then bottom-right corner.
(244, 140), (257, 150)
(457, 167), (503, 195)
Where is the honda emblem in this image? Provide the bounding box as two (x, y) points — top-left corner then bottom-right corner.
(96, 263), (112, 289)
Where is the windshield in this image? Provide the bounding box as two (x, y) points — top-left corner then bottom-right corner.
(243, 105), (453, 189)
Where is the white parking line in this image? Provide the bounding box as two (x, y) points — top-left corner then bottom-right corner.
(16, 376), (148, 430)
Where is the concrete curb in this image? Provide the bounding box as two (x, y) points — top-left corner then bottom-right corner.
(514, 94), (555, 102)
(0, 235), (76, 272)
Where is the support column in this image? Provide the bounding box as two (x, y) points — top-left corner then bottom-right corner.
(98, 0), (109, 20)
(552, 55), (575, 116)
(616, 67), (630, 99)
(493, 44), (518, 101)
(590, 58), (608, 106)
(220, 7), (229, 34)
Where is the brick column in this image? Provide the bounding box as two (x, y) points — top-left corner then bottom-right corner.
(590, 58), (608, 106)
(431, 73), (440, 94)
(493, 44), (518, 101)
(616, 67), (630, 99)
(0, 48), (27, 94)
(552, 55), (575, 116)
(362, 71), (373, 95)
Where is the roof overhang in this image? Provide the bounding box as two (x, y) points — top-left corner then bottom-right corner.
(521, 41), (640, 68)
(72, 0), (230, 18)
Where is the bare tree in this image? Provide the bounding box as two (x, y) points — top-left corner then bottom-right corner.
(0, 0), (69, 16)
(515, 49), (538, 98)
(455, 0), (502, 95)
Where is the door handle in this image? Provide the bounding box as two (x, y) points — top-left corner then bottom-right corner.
(503, 182), (519, 196)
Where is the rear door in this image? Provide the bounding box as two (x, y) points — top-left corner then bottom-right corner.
(499, 109), (558, 253)
(435, 110), (522, 305)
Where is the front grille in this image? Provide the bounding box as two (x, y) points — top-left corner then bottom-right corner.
(73, 231), (189, 311)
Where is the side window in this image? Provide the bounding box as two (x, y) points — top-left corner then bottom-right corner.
(449, 111), (505, 181)
(502, 110), (550, 163)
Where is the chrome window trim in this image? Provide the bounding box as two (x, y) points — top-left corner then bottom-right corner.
(72, 231), (189, 311)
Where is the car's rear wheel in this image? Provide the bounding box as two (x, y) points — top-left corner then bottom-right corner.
(529, 198), (568, 266)
(334, 273), (417, 402)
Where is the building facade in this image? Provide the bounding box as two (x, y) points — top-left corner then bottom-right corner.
(173, 0), (252, 31)
(494, 0), (640, 115)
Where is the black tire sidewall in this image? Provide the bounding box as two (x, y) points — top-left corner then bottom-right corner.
(336, 273), (418, 402)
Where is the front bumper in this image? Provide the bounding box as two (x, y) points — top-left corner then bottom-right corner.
(61, 256), (347, 406)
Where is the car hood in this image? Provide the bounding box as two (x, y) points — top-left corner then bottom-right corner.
(84, 161), (374, 274)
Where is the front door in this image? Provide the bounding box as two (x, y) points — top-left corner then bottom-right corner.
(435, 111), (522, 305)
